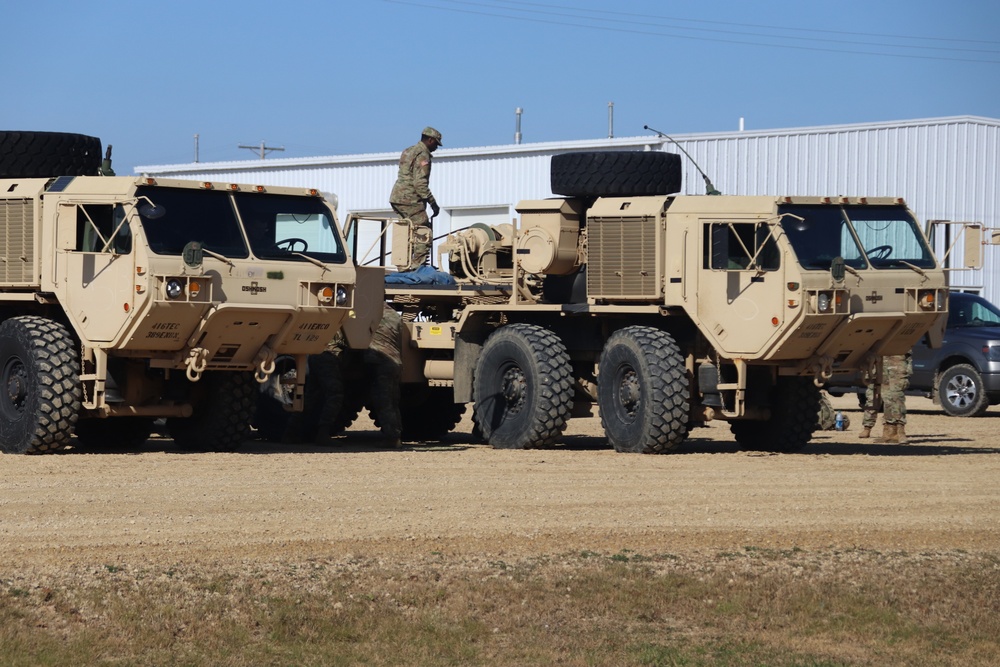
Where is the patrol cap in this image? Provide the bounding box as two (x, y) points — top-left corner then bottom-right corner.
(422, 126), (443, 145)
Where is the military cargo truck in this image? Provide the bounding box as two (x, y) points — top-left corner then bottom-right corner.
(0, 131), (357, 453)
(301, 150), (950, 453)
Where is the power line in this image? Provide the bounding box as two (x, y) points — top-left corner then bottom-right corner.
(384, 0), (1000, 64)
(486, 0), (1000, 47)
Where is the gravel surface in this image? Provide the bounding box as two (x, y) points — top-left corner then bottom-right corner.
(2, 395), (998, 568)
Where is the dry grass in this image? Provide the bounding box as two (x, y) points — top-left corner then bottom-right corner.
(2, 547), (998, 666)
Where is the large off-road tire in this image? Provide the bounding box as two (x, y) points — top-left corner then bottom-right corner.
(597, 326), (689, 453)
(0, 131), (103, 178)
(398, 385), (465, 442)
(74, 417), (155, 452)
(168, 371), (257, 451)
(730, 377), (820, 453)
(937, 364), (990, 417)
(0, 316), (81, 454)
(550, 151), (683, 197)
(473, 324), (574, 449)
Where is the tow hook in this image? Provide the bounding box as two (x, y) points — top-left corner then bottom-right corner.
(184, 347), (210, 382)
(254, 346), (277, 383)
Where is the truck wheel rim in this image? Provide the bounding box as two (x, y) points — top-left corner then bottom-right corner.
(945, 374), (976, 408)
(616, 368), (641, 419)
(500, 366), (527, 415)
(2, 357), (28, 419)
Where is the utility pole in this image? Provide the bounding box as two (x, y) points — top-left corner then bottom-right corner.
(238, 141), (285, 159)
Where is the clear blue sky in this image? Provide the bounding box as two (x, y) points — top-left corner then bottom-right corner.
(4, 0), (997, 173)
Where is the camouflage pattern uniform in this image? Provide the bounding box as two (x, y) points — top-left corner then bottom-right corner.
(390, 127), (442, 271)
(364, 304), (403, 447)
(861, 353), (912, 443)
(286, 331), (346, 445)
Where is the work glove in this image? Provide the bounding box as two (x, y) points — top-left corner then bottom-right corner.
(430, 201), (440, 218)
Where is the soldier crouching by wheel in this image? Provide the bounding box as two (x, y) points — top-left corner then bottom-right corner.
(363, 305), (403, 448)
(285, 304), (403, 448)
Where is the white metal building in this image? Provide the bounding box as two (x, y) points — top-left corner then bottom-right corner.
(138, 115), (1000, 299)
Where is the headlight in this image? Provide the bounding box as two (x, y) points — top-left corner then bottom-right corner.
(985, 345), (1000, 362)
(165, 279), (184, 299)
(817, 292), (832, 313)
(335, 286), (349, 306)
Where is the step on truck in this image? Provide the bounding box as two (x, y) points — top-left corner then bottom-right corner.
(0, 131), (357, 453)
(299, 150), (950, 453)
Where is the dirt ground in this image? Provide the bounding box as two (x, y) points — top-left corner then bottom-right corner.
(2, 394), (998, 569)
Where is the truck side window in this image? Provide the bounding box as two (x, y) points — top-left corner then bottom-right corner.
(75, 204), (131, 254)
(705, 222), (779, 271)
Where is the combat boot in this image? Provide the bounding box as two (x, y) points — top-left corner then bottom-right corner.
(894, 424), (908, 444)
(873, 423), (896, 444)
(858, 425), (873, 439)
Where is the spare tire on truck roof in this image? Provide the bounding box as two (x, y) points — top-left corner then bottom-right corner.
(550, 151), (683, 198)
(0, 131), (103, 178)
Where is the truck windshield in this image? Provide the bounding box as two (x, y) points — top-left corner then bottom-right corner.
(137, 186), (247, 257)
(779, 204), (935, 271)
(136, 187), (346, 264)
(234, 191), (346, 264)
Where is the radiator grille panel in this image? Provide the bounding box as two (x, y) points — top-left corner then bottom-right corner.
(1, 199), (35, 285)
(587, 216), (658, 300)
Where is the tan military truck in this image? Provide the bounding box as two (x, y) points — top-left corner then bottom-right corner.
(318, 150), (949, 453)
(0, 131), (357, 454)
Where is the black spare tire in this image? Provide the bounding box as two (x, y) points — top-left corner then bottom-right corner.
(550, 151), (683, 197)
(0, 131), (103, 178)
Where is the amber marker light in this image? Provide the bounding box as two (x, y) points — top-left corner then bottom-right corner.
(189, 280), (202, 298)
(229, 183), (240, 191)
(919, 291), (936, 310)
(318, 286), (334, 303)
(771, 317), (780, 326)
(202, 182), (213, 189)
(255, 185), (266, 193)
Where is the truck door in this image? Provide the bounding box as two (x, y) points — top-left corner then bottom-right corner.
(696, 219), (786, 356)
(56, 203), (136, 342)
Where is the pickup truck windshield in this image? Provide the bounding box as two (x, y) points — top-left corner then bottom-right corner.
(779, 203), (935, 271)
(137, 186), (346, 264)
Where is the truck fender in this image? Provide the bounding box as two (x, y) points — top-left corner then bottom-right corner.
(454, 330), (487, 403)
(340, 265), (387, 350)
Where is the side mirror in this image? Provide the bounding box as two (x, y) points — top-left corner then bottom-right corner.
(139, 203), (166, 220)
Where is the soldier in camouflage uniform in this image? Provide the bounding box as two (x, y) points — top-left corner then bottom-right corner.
(859, 353), (912, 444)
(390, 127), (442, 271)
(365, 304), (403, 448)
(282, 331), (346, 445)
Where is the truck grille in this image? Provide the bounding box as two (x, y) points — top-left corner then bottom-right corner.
(587, 215), (658, 300)
(1, 199), (34, 285)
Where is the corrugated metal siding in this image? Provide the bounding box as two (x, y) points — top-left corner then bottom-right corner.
(141, 116), (1000, 300)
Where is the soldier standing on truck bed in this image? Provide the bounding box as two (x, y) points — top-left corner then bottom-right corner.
(390, 126), (442, 271)
(859, 353), (912, 444)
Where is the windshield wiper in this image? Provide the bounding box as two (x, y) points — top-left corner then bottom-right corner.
(202, 247), (236, 268)
(898, 260), (928, 280)
(291, 252), (330, 273)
